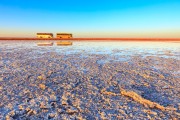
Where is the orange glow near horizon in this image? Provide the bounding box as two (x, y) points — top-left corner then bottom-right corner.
(1, 29), (180, 38)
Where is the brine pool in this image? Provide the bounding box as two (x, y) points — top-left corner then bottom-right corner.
(0, 40), (179, 59)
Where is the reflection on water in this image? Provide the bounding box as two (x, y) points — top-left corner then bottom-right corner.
(0, 40), (179, 59)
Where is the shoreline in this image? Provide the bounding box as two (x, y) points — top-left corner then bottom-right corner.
(0, 37), (180, 41)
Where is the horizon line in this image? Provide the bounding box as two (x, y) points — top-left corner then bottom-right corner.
(0, 37), (180, 41)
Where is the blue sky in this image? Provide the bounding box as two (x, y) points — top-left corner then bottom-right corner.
(0, 0), (180, 37)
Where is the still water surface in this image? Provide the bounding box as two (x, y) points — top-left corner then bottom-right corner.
(0, 40), (179, 59)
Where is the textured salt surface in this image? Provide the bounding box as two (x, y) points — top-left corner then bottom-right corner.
(0, 41), (180, 119)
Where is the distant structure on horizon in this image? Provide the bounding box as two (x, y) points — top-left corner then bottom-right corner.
(56, 33), (73, 38)
(37, 33), (53, 38)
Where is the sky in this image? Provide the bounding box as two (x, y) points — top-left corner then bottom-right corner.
(0, 0), (180, 38)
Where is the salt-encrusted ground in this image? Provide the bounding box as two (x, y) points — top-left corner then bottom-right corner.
(0, 41), (180, 120)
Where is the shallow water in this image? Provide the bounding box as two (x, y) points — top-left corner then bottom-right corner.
(0, 40), (180, 57)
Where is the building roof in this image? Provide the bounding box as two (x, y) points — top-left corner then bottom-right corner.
(37, 33), (53, 35)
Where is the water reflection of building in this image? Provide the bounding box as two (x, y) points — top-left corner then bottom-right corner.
(56, 33), (73, 38)
(37, 33), (53, 38)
